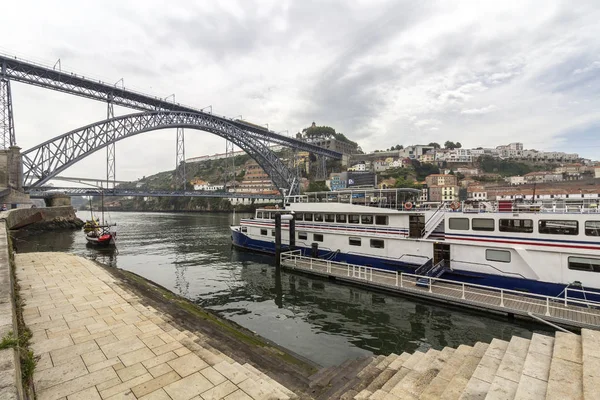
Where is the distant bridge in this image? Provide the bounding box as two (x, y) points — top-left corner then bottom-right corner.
(28, 187), (280, 200)
(0, 53), (343, 197)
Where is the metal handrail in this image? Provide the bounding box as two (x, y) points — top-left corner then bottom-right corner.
(280, 252), (600, 322)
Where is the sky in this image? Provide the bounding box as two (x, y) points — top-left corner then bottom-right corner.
(1, 0), (600, 182)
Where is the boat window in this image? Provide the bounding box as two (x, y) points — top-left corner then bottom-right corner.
(304, 213), (313, 222)
(260, 229), (267, 236)
(314, 214), (324, 222)
(349, 237), (361, 246)
(486, 249), (511, 263)
(361, 215), (373, 224)
(313, 233), (324, 242)
(325, 214), (335, 223)
(499, 219), (533, 233)
(375, 215), (388, 225)
(257, 212), (263, 219)
(298, 232), (307, 240)
(568, 256), (600, 273)
(241, 227), (247, 233)
(295, 213), (303, 221)
(472, 218), (495, 232)
(348, 215), (360, 224)
(448, 218), (469, 230)
(539, 220), (578, 235)
(272, 230), (276, 236)
(336, 214), (347, 223)
(585, 221), (600, 236)
(370, 239), (385, 249)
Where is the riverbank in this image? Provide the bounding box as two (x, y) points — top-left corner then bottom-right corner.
(3, 206), (83, 231)
(17, 252), (321, 399)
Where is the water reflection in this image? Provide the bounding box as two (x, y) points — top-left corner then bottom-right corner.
(11, 211), (552, 367)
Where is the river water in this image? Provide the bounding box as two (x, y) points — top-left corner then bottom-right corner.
(11, 211), (550, 367)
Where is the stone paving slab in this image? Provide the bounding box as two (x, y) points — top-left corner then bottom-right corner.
(16, 252), (295, 400)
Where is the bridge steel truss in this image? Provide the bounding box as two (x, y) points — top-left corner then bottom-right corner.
(28, 187), (280, 200)
(22, 111), (302, 196)
(0, 54), (342, 157)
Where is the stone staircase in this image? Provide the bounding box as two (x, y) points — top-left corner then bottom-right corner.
(308, 328), (600, 400)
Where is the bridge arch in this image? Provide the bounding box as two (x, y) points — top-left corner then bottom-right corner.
(22, 111), (298, 195)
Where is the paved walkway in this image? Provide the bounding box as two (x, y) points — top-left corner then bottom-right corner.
(17, 252), (296, 400)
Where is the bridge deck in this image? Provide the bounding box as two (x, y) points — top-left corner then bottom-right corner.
(280, 251), (600, 329)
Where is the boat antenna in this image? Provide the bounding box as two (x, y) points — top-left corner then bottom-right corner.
(532, 182), (537, 204)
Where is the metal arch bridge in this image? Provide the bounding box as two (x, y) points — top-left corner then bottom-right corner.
(0, 53), (342, 195)
(22, 111), (305, 195)
(28, 187), (280, 200)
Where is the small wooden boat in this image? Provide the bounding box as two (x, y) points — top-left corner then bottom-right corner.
(84, 189), (117, 248)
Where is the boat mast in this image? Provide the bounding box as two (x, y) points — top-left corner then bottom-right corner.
(101, 186), (105, 224)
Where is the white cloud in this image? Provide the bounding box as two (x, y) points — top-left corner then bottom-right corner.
(461, 105), (498, 115)
(0, 0), (600, 181)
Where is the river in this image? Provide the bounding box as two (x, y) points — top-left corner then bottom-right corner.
(11, 211), (550, 367)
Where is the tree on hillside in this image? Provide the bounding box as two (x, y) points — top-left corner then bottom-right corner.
(303, 124), (336, 139)
(394, 177), (421, 190)
(444, 141), (462, 149)
(306, 181), (330, 192)
(428, 142), (441, 149)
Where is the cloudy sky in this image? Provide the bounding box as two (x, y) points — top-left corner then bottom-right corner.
(1, 0), (600, 181)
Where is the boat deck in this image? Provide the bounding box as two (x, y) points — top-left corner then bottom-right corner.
(280, 251), (600, 329)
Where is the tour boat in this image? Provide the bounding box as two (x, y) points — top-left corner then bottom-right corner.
(231, 188), (600, 300)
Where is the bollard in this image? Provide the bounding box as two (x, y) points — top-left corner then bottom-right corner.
(275, 214), (282, 268)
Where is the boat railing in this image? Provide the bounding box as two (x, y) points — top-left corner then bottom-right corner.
(280, 251), (600, 325)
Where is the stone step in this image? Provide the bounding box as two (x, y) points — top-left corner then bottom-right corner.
(420, 344), (474, 400)
(545, 332), (582, 400)
(228, 362), (291, 400)
(388, 352), (412, 371)
(379, 350), (426, 393)
(389, 348), (453, 399)
(581, 329), (600, 400)
(460, 338), (514, 400)
(376, 353), (399, 370)
(485, 336), (531, 400)
(350, 356), (388, 394)
(513, 333), (554, 400)
(440, 341), (489, 400)
(242, 362), (298, 399)
(364, 353), (411, 394)
(316, 357), (374, 400)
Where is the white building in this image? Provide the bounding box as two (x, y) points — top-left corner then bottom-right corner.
(507, 176), (526, 185)
(193, 180), (224, 191)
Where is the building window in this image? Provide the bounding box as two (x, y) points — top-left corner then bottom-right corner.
(349, 237), (361, 246)
(499, 219), (533, 233)
(486, 249), (511, 263)
(295, 213), (303, 221)
(472, 218), (495, 232)
(370, 239), (385, 249)
(298, 232), (307, 240)
(585, 221), (600, 236)
(304, 213), (313, 222)
(539, 220), (578, 235)
(568, 257), (600, 272)
(348, 215), (360, 224)
(336, 214), (347, 223)
(375, 215), (388, 225)
(448, 218), (469, 230)
(325, 214), (335, 223)
(313, 233), (324, 242)
(271, 230), (276, 236)
(241, 227), (247, 233)
(256, 212), (263, 219)
(361, 215), (373, 224)
(314, 214), (324, 222)
(260, 229), (267, 236)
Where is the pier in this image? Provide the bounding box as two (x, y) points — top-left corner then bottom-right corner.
(280, 250), (600, 330)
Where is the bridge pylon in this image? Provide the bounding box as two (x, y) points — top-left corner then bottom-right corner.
(175, 127), (186, 190)
(0, 62), (16, 149)
(106, 97), (116, 189)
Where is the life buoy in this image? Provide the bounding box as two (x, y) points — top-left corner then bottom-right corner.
(449, 201), (460, 210)
(404, 201), (413, 210)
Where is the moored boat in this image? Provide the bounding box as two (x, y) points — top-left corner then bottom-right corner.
(231, 188), (600, 300)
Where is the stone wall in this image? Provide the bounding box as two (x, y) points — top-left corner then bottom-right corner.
(0, 222), (24, 399)
(0, 147), (23, 191)
(4, 206), (78, 230)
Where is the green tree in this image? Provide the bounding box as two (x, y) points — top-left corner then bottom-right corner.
(428, 142), (441, 149)
(306, 181), (330, 192)
(394, 177), (421, 189)
(444, 141), (457, 149)
(302, 124), (336, 139)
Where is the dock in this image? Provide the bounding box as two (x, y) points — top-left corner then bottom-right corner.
(280, 250), (600, 330)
